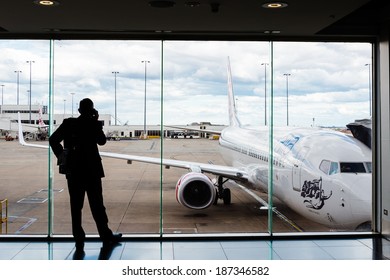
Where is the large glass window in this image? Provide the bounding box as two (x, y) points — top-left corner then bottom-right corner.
(162, 41), (270, 234)
(272, 42), (372, 233)
(0, 40), (50, 235)
(52, 40), (163, 235)
(0, 40), (373, 237)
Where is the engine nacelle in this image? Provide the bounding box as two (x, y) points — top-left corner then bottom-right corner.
(176, 172), (216, 210)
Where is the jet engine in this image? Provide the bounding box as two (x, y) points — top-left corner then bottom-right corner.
(176, 172), (216, 210)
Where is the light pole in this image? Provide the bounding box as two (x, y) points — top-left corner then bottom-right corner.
(141, 60), (150, 139)
(365, 63), (372, 117)
(261, 62), (268, 126)
(26, 60), (35, 124)
(63, 99), (66, 116)
(70, 92), (75, 117)
(284, 73), (291, 126)
(14, 70), (22, 105)
(112, 71), (119, 125)
(1, 85), (4, 115)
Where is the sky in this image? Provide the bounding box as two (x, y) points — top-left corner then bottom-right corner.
(0, 40), (372, 127)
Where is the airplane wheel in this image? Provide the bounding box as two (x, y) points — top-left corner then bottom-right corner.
(223, 188), (231, 205)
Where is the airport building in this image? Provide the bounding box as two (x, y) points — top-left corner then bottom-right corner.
(0, 0), (390, 262)
(0, 104), (224, 139)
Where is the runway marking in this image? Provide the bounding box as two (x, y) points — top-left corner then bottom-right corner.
(163, 228), (198, 234)
(17, 197), (48, 203)
(234, 183), (304, 232)
(8, 216), (38, 234)
(38, 188), (64, 193)
(16, 188), (64, 204)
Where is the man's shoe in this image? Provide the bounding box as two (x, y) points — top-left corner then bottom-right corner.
(103, 233), (122, 248)
(111, 233), (122, 242)
(73, 249), (85, 260)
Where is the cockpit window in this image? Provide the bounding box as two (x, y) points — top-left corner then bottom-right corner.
(365, 162), (372, 173)
(320, 160), (371, 175)
(340, 162), (367, 173)
(329, 162), (339, 175)
(319, 160), (331, 174)
(320, 160), (340, 175)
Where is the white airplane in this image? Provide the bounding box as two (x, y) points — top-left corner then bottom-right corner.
(18, 61), (372, 231)
(17, 107), (49, 141)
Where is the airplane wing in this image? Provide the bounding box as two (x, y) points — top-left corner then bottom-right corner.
(23, 123), (49, 129)
(17, 112), (248, 181)
(100, 151), (248, 181)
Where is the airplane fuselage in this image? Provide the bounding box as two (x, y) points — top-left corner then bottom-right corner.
(219, 125), (372, 230)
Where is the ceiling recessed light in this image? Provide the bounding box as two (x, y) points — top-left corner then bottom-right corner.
(185, 1), (201, 8)
(34, 1), (59, 6)
(262, 2), (288, 9)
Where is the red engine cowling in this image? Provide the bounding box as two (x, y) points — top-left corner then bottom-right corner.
(176, 172), (216, 210)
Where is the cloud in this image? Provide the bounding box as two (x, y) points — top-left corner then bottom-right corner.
(0, 40), (371, 127)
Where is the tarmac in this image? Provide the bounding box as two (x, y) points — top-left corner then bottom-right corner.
(0, 137), (329, 236)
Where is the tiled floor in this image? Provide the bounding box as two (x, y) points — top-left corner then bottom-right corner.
(0, 237), (389, 260)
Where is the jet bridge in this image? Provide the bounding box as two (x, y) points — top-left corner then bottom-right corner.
(347, 119), (371, 148)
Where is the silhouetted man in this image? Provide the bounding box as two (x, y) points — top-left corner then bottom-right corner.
(49, 98), (121, 251)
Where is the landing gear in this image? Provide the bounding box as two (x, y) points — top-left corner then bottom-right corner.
(214, 176), (231, 205)
(222, 188), (231, 204)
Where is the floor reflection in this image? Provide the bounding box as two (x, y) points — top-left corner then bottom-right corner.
(0, 237), (388, 260)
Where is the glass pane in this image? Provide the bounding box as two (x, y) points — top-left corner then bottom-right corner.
(271, 42), (372, 233)
(0, 40), (50, 235)
(1, 39), (373, 238)
(52, 40), (162, 235)
(162, 41), (272, 235)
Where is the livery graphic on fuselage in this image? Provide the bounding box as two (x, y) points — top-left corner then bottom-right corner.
(300, 178), (332, 210)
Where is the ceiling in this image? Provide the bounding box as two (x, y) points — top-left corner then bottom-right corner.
(0, 0), (389, 40)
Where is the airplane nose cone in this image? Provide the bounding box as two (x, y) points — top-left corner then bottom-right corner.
(347, 175), (372, 224)
(355, 221), (371, 231)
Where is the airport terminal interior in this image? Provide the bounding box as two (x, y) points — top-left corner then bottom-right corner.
(1, 0), (390, 260)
